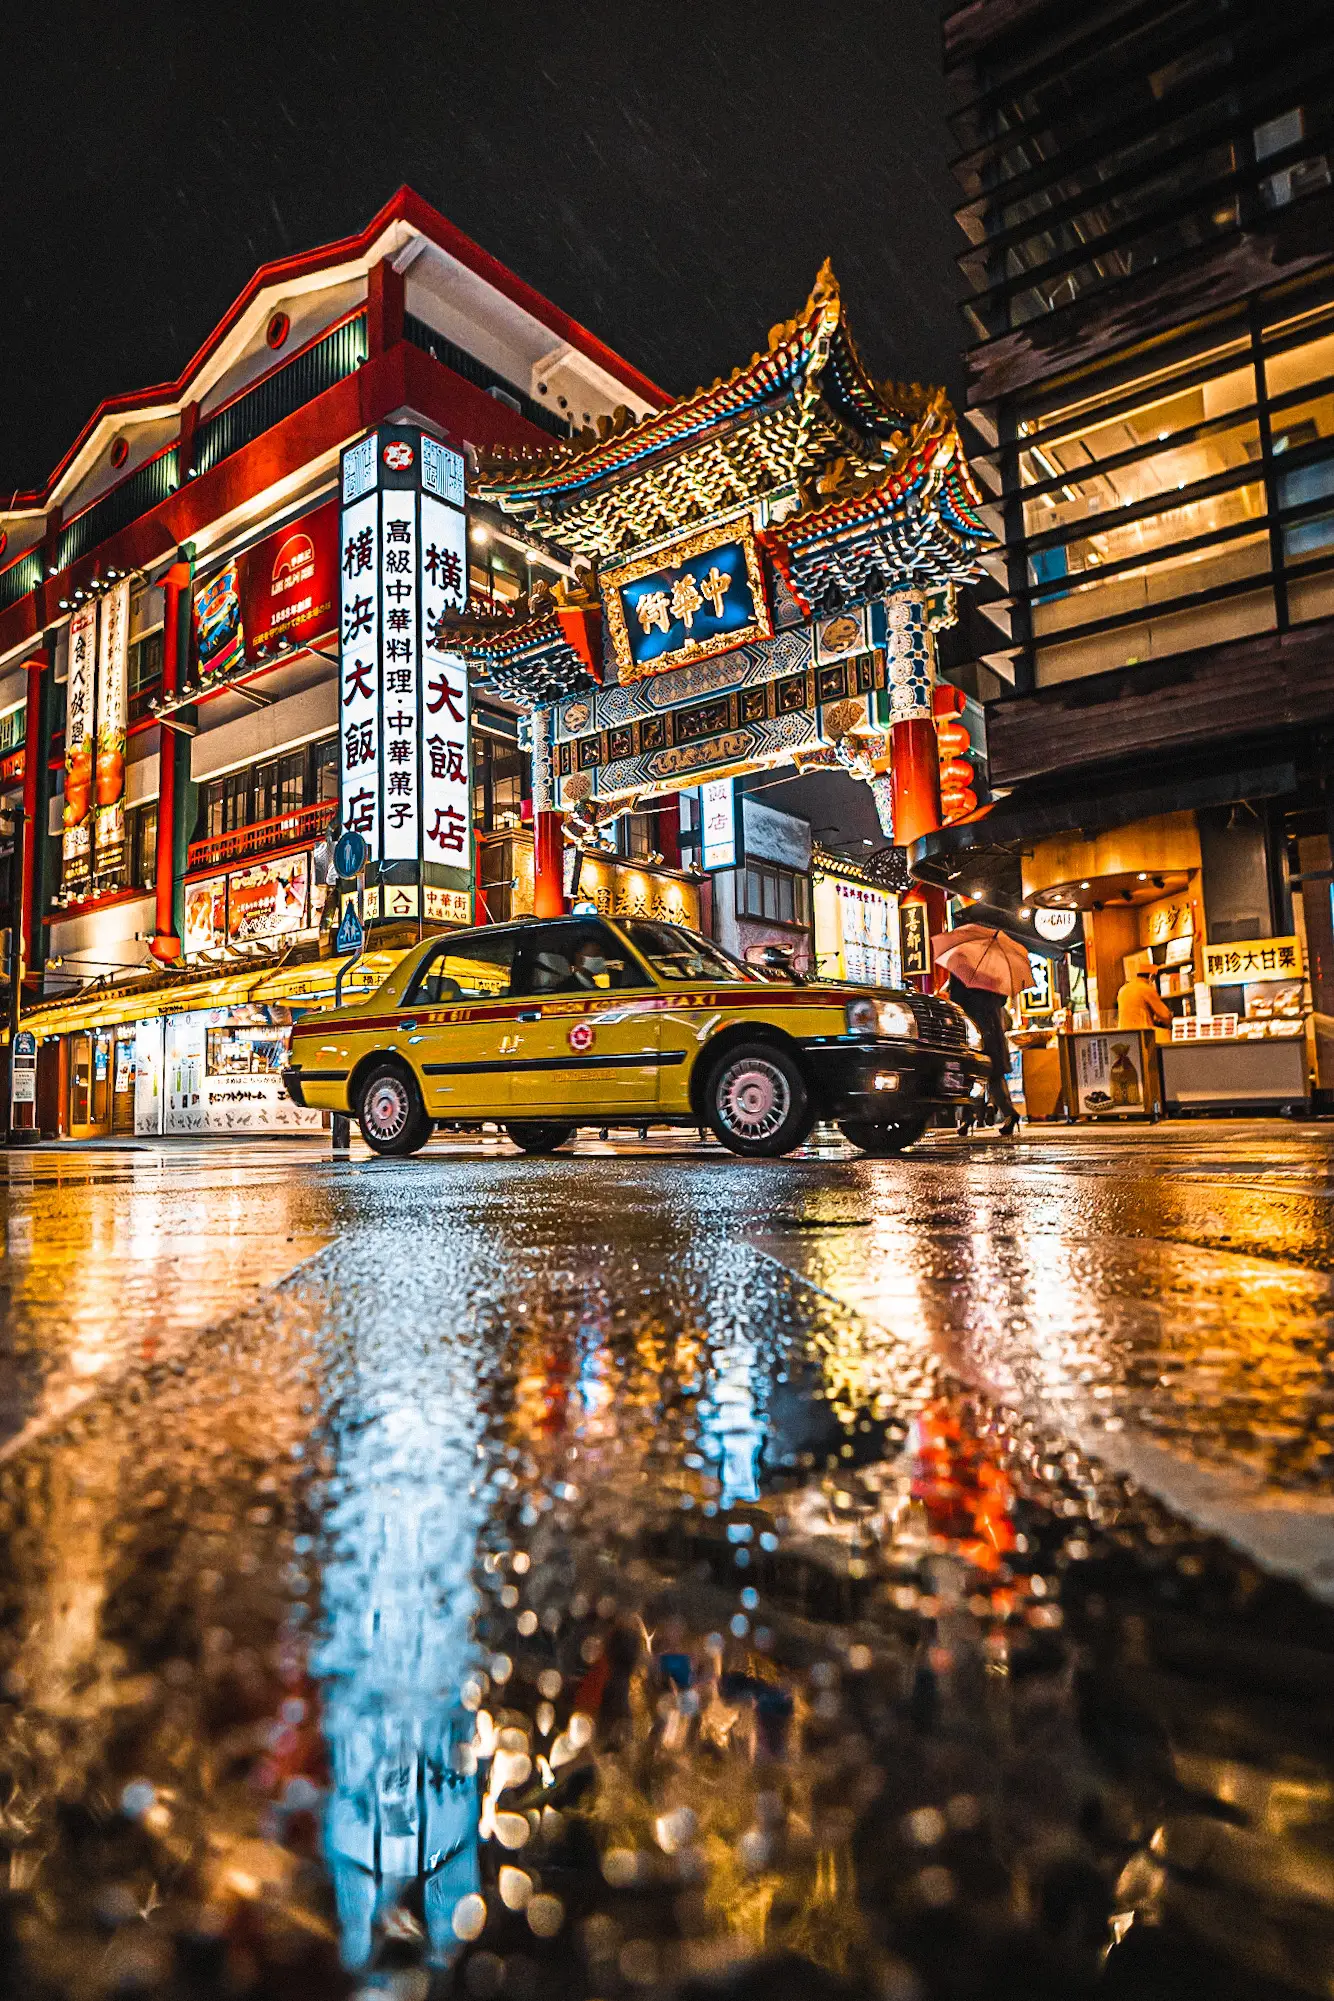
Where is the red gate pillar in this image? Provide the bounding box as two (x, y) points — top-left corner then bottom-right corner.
(885, 592), (946, 992)
(529, 704), (566, 920)
(151, 559), (193, 963)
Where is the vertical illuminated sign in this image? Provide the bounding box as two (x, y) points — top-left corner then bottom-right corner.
(379, 492), (419, 862)
(700, 778), (737, 870)
(62, 599), (98, 896)
(94, 576), (129, 881)
(339, 438), (381, 858)
(338, 427), (471, 923)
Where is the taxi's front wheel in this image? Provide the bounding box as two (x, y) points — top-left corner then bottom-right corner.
(703, 1042), (812, 1158)
(356, 1061), (432, 1157)
(505, 1122), (576, 1155)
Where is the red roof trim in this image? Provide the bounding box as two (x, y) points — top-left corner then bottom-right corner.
(6, 186), (668, 514)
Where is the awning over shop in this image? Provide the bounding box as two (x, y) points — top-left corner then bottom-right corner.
(10, 950), (409, 1042)
(909, 759), (1299, 890)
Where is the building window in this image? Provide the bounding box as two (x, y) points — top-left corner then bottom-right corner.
(737, 863), (810, 928)
(126, 802), (157, 890)
(472, 734), (525, 832)
(129, 629), (163, 697)
(312, 736), (339, 805)
(620, 812), (654, 860)
(196, 737), (337, 842)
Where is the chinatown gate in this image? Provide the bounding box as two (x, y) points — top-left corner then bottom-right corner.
(450, 266), (992, 967)
(333, 268), (991, 966)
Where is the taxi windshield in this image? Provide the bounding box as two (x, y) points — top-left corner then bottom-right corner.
(620, 922), (758, 984)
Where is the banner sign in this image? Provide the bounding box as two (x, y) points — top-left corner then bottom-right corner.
(338, 427), (471, 918)
(94, 576), (129, 881)
(184, 874), (228, 957)
(602, 515), (771, 682)
(62, 599), (98, 895)
(195, 499), (339, 678)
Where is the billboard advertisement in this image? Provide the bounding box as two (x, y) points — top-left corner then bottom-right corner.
(227, 853), (311, 944)
(196, 499), (339, 677)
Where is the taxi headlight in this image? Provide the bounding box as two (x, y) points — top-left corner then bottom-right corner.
(963, 1015), (984, 1051)
(877, 999), (918, 1040)
(846, 998), (879, 1035)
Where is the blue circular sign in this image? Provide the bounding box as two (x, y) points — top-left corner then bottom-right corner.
(333, 830), (368, 879)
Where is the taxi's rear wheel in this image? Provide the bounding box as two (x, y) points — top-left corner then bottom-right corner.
(505, 1121), (576, 1155)
(704, 1042), (812, 1159)
(356, 1061), (431, 1157)
(838, 1117), (927, 1156)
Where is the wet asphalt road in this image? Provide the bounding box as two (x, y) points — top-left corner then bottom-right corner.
(1, 1123), (1334, 2000)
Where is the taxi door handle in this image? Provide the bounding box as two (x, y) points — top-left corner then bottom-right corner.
(398, 1019), (418, 1032)
(517, 1010), (541, 1022)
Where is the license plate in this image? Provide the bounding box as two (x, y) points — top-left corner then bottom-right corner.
(940, 1063), (968, 1094)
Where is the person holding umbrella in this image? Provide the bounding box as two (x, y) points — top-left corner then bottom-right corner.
(931, 924), (1036, 1137)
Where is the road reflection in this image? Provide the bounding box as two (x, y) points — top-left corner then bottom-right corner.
(0, 1150), (1332, 1998)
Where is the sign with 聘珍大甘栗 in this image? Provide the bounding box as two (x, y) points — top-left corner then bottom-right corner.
(1201, 935), (1302, 985)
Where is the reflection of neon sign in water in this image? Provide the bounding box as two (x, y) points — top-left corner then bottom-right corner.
(314, 1383), (485, 1969)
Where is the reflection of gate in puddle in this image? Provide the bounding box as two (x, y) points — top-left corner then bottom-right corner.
(315, 1376), (485, 1968)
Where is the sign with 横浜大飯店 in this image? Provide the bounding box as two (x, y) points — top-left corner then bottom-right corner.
(602, 515), (771, 683)
(1201, 935), (1302, 984)
(93, 576), (129, 882)
(338, 428), (472, 920)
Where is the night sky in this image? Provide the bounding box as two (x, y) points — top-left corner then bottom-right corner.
(3, 1), (966, 499)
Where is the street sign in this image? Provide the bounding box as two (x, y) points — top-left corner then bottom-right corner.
(10, 1029), (36, 1107)
(334, 829), (368, 880)
(336, 904), (365, 956)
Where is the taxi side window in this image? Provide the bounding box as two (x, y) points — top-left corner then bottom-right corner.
(511, 922), (646, 997)
(404, 932), (518, 1006)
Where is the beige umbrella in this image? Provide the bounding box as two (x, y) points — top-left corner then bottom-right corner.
(931, 924), (1036, 996)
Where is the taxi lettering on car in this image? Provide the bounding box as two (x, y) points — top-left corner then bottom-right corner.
(283, 917), (987, 1159)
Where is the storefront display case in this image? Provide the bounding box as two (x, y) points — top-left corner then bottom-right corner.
(1060, 1026), (1164, 1120)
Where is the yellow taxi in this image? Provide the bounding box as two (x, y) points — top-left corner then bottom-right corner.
(283, 916), (986, 1160)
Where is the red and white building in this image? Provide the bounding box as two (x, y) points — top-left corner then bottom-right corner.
(0, 188), (662, 1136)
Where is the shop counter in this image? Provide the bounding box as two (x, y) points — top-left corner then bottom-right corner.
(1020, 1043), (1067, 1120)
(1160, 1035), (1308, 1112)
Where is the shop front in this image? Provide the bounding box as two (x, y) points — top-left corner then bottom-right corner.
(24, 950), (407, 1140)
(1018, 808), (1312, 1118)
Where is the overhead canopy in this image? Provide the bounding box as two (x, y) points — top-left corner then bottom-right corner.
(14, 950), (409, 1041)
